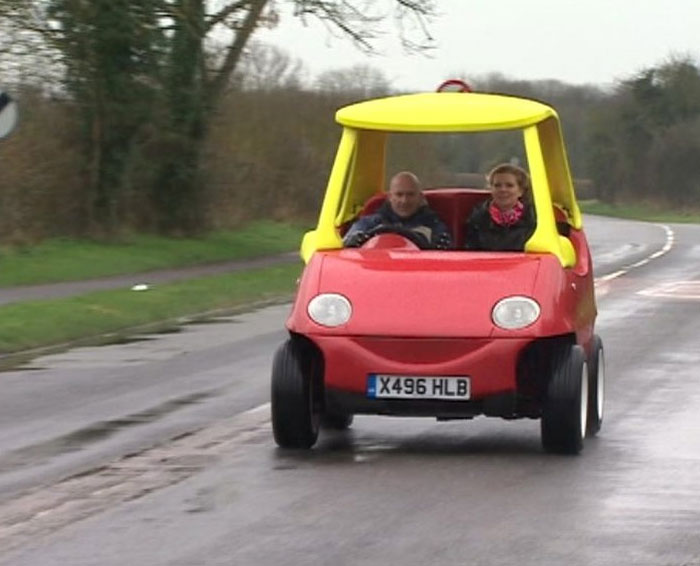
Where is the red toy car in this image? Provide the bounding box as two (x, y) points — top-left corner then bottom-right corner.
(271, 84), (604, 454)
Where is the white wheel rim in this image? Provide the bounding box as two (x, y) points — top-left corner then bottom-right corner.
(580, 361), (588, 437)
(597, 349), (605, 420)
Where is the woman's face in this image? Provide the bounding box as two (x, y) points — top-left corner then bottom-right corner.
(490, 172), (524, 211)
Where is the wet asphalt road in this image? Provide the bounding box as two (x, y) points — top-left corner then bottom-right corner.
(1, 216), (699, 565)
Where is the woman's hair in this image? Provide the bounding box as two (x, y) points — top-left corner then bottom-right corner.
(486, 163), (531, 197)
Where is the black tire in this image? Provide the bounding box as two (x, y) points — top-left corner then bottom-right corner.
(271, 339), (320, 449)
(541, 344), (588, 455)
(586, 335), (605, 437)
(321, 412), (354, 430)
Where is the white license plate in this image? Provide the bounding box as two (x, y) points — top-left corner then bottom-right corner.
(367, 374), (470, 400)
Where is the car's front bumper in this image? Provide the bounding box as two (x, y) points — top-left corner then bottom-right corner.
(325, 387), (519, 419)
(310, 334), (534, 412)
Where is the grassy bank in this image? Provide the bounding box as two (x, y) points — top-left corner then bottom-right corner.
(580, 200), (700, 223)
(0, 263), (302, 355)
(0, 220), (308, 287)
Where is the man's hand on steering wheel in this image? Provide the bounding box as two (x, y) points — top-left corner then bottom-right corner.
(345, 230), (372, 247)
(434, 232), (452, 250)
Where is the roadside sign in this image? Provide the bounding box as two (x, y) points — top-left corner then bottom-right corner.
(0, 90), (18, 139)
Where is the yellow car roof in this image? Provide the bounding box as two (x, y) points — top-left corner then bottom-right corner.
(336, 92), (556, 132)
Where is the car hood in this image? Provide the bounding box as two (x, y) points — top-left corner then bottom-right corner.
(298, 249), (544, 338)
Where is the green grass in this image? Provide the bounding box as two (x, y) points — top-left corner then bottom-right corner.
(0, 263), (303, 354)
(580, 200), (700, 223)
(0, 220), (308, 287)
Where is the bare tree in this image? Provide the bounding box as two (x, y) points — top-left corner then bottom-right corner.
(231, 41), (306, 91)
(154, 0), (437, 234)
(0, 0), (437, 235)
(315, 64), (392, 100)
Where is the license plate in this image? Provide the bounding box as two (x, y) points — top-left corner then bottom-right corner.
(367, 374), (470, 400)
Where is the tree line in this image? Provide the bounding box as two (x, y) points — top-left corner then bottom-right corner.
(0, 0), (435, 241)
(0, 2), (698, 244)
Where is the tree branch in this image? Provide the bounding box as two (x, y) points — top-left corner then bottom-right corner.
(207, 0), (270, 106)
(206, 0), (250, 31)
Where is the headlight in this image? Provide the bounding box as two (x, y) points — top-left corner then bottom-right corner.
(492, 296), (540, 330)
(307, 293), (352, 327)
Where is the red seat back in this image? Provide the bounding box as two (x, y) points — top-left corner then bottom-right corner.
(358, 188), (490, 248)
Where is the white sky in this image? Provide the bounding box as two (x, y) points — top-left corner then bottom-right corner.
(256, 0), (700, 90)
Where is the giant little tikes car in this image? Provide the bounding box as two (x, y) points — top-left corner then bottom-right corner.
(271, 85), (604, 454)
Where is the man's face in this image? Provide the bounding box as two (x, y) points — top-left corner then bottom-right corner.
(388, 178), (423, 218)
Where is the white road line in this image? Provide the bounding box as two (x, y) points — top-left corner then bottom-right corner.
(594, 224), (674, 287)
(628, 258), (651, 268)
(638, 281), (700, 300)
(597, 270), (626, 283)
(243, 402), (271, 417)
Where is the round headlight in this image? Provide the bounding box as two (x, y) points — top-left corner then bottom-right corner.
(492, 296), (541, 330)
(307, 293), (352, 327)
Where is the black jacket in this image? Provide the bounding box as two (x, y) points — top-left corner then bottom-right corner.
(344, 201), (452, 249)
(464, 200), (536, 251)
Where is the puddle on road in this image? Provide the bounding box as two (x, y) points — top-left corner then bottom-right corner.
(0, 390), (216, 473)
(0, 326), (185, 372)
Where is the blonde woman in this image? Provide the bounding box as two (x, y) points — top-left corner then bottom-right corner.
(464, 163), (536, 251)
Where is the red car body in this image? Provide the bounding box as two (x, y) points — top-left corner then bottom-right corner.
(286, 190), (596, 418)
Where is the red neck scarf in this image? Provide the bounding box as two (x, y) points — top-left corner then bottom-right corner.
(489, 200), (524, 226)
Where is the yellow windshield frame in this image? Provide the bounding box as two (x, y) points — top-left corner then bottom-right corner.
(301, 92), (581, 267)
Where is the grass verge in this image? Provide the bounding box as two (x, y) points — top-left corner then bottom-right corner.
(0, 220), (308, 287)
(0, 263), (302, 355)
(580, 200), (700, 223)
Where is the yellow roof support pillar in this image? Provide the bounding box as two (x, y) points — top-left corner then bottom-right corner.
(524, 126), (575, 267)
(300, 129), (356, 262)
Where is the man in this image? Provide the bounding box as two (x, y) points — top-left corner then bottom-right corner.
(343, 171), (452, 249)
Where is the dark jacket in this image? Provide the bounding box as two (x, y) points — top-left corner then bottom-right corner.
(344, 201), (452, 249)
(464, 200), (536, 251)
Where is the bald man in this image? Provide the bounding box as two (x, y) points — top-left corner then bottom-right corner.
(344, 172), (452, 250)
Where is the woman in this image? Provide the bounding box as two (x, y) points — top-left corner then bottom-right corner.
(464, 163), (536, 251)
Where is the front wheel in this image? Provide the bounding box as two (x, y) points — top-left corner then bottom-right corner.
(541, 344), (588, 455)
(586, 335), (605, 437)
(271, 339), (320, 449)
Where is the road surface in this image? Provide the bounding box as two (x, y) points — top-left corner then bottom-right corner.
(0, 215), (699, 566)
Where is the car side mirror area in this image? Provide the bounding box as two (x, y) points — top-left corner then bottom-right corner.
(556, 221), (571, 237)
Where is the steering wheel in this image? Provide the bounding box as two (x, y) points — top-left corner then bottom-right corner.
(363, 224), (431, 250)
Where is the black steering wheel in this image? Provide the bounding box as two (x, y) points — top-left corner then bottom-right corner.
(363, 224), (431, 250)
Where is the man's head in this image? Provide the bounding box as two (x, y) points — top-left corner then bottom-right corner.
(387, 171), (424, 218)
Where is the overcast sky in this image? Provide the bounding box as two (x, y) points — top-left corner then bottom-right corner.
(256, 0), (699, 90)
